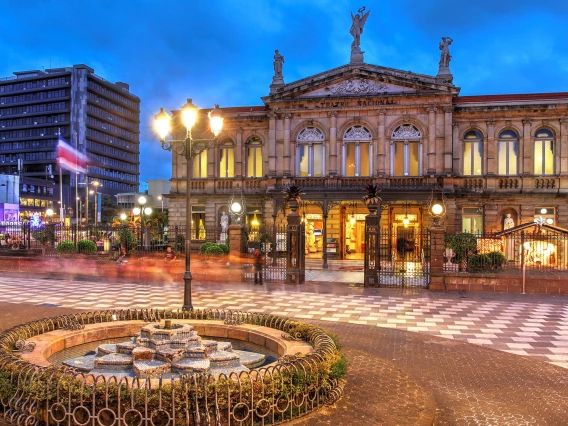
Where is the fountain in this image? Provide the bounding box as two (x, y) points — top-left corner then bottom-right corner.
(63, 320), (265, 378)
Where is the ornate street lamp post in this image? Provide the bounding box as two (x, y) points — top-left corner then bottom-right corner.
(154, 100), (223, 311)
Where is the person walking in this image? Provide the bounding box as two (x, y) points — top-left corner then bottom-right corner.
(253, 248), (264, 285)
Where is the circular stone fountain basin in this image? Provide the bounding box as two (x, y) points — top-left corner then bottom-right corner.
(22, 319), (313, 380)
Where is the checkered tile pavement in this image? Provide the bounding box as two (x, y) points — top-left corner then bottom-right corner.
(2, 276), (568, 369)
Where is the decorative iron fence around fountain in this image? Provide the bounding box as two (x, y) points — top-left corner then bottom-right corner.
(0, 309), (345, 426)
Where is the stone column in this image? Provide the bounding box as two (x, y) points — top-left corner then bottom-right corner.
(486, 120), (496, 175)
(560, 119), (568, 176)
(364, 202), (381, 287)
(322, 200), (329, 269)
(427, 107), (437, 174)
(443, 106), (453, 174)
(236, 128), (243, 178)
(283, 113), (292, 176)
(228, 223), (244, 261)
(377, 110), (386, 176)
(286, 200), (305, 284)
(268, 113), (277, 177)
(452, 122), (460, 173)
(328, 111), (338, 176)
(429, 225), (446, 291)
(522, 119), (532, 175)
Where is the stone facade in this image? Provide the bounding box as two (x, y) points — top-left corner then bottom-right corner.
(166, 60), (568, 259)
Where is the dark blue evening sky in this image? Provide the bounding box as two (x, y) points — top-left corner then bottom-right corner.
(1, 0), (567, 188)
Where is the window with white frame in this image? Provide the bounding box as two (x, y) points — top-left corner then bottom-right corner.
(391, 124), (422, 176)
(534, 128), (554, 176)
(296, 127), (324, 177)
(246, 136), (263, 177)
(219, 140), (234, 178)
(463, 130), (483, 176)
(192, 143), (207, 178)
(342, 125), (372, 176)
(497, 130), (518, 175)
(462, 207), (483, 234)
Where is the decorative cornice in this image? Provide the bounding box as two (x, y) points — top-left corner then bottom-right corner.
(426, 107), (438, 113)
(325, 78), (388, 95)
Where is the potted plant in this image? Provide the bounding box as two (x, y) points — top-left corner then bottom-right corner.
(283, 185), (303, 205)
(362, 183), (381, 205)
(445, 232), (478, 272)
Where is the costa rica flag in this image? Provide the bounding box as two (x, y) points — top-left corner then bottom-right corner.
(57, 136), (88, 174)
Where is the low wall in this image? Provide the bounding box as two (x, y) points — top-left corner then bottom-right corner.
(0, 255), (251, 283)
(430, 272), (568, 294)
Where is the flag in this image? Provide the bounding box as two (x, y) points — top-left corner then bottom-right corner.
(57, 136), (88, 174)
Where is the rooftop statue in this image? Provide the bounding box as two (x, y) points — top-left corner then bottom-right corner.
(439, 36), (453, 68)
(273, 49), (284, 78)
(350, 6), (370, 63)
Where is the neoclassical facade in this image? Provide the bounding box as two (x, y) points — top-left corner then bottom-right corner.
(166, 56), (568, 260)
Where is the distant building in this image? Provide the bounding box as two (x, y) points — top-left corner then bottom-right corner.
(0, 64), (140, 222)
(146, 179), (170, 211)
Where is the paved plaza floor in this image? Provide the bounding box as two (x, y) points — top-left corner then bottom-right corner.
(2, 271), (568, 424)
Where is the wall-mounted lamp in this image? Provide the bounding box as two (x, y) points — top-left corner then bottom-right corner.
(428, 188), (446, 226)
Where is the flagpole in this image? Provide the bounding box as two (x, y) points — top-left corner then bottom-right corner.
(57, 128), (64, 223)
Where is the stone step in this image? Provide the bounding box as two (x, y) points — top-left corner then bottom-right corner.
(132, 346), (156, 361)
(172, 358), (210, 374)
(155, 348), (185, 363)
(63, 355), (96, 372)
(96, 344), (117, 355)
(133, 360), (171, 378)
(186, 347), (209, 358)
(208, 350), (241, 368)
(94, 353), (133, 370)
(233, 350), (265, 368)
(116, 341), (137, 355)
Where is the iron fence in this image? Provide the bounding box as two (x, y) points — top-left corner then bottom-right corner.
(0, 309), (344, 426)
(444, 230), (568, 274)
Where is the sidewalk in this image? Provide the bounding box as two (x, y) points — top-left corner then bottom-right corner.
(2, 275), (568, 424)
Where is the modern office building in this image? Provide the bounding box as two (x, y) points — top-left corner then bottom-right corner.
(165, 28), (568, 261)
(0, 64), (140, 221)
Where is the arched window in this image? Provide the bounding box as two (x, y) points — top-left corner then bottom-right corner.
(463, 130), (483, 176)
(534, 128), (554, 175)
(296, 127), (325, 177)
(497, 130), (518, 175)
(342, 125), (372, 177)
(391, 125), (422, 176)
(246, 136), (263, 178)
(219, 140), (234, 178)
(192, 142), (207, 178)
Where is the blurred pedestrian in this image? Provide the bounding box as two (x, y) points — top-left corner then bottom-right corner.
(254, 248), (263, 285)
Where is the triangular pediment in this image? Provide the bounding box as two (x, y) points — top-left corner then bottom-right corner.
(263, 63), (459, 103)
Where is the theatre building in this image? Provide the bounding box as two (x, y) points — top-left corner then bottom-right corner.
(166, 34), (568, 264)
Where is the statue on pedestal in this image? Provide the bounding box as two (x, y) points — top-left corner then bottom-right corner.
(438, 37), (453, 68)
(273, 50), (284, 78)
(220, 211), (229, 242)
(350, 6), (370, 63)
(503, 213), (515, 230)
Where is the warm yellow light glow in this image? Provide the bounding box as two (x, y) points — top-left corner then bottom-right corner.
(138, 196), (147, 205)
(46, 208), (54, 217)
(431, 203), (444, 216)
(144, 207), (152, 215)
(133, 207), (141, 215)
(209, 104), (224, 137)
(89, 190), (94, 195)
(181, 98), (198, 131)
(231, 202), (242, 213)
(120, 213), (127, 221)
(546, 218), (554, 224)
(403, 218), (410, 227)
(154, 108), (172, 140)
(541, 208), (548, 214)
(251, 213), (259, 227)
(349, 215), (356, 225)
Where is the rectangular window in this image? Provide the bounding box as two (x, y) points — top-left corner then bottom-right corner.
(345, 144), (356, 177)
(462, 207), (483, 234)
(247, 146), (262, 178)
(534, 140), (554, 175)
(313, 144), (323, 176)
(535, 207), (555, 225)
(360, 143), (370, 176)
(298, 145), (309, 176)
(393, 142), (404, 176)
(219, 147), (234, 178)
(192, 150), (207, 178)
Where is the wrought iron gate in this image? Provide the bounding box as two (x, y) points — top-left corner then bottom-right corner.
(377, 227), (430, 287)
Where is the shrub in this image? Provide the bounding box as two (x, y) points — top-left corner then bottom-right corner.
(32, 228), (55, 246)
(205, 244), (224, 256)
(56, 240), (76, 255)
(200, 242), (215, 254)
(467, 254), (489, 272)
(218, 243), (229, 254)
(77, 239), (97, 255)
(487, 251), (506, 269)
